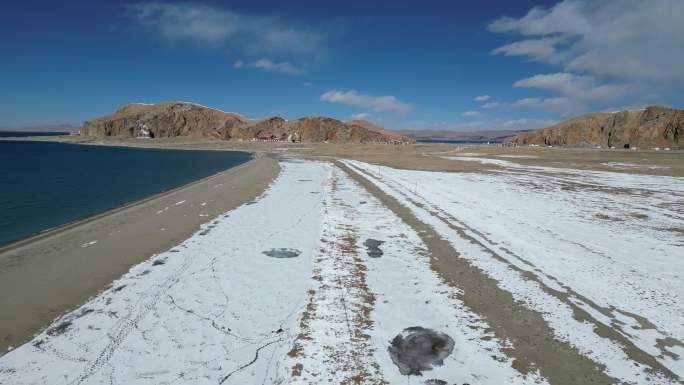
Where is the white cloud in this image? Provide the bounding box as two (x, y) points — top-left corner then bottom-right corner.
(303, 82), (312, 87)
(127, 2), (325, 57)
(351, 112), (374, 121)
(462, 111), (481, 117)
(474, 95), (490, 102)
(513, 72), (577, 93)
(512, 72), (629, 115)
(489, 0), (684, 82)
(512, 97), (566, 109)
(492, 38), (561, 61)
(515, 73), (628, 101)
(482, 102), (500, 109)
(127, 2), (238, 45)
(320, 90), (412, 115)
(249, 58), (303, 75)
(499, 118), (557, 130)
(233, 60), (244, 69)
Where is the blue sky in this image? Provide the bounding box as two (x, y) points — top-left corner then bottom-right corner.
(2, 0), (683, 130)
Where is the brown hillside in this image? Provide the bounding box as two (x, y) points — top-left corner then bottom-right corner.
(81, 102), (413, 144)
(507, 106), (683, 149)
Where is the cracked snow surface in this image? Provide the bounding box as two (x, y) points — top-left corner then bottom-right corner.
(0, 160), (546, 384)
(344, 159), (684, 384)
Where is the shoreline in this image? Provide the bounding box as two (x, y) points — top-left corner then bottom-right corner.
(5, 134), (682, 177)
(0, 149), (255, 255)
(0, 155), (280, 353)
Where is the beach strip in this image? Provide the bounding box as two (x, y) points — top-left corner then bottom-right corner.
(0, 156), (279, 352)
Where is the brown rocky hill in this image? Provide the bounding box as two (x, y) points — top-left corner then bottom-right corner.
(506, 106), (683, 149)
(81, 102), (413, 144)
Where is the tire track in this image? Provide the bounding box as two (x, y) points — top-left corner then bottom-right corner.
(342, 160), (682, 382)
(338, 160), (621, 385)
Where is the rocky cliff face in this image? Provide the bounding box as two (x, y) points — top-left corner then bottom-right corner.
(81, 103), (251, 139)
(81, 102), (413, 144)
(507, 106), (683, 149)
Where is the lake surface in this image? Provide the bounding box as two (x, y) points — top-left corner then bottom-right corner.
(0, 141), (252, 247)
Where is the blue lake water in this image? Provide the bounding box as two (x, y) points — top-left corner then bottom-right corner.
(0, 141), (252, 247)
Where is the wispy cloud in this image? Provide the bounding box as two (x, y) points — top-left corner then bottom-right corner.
(127, 2), (238, 45)
(235, 58), (303, 75)
(482, 102), (500, 109)
(407, 118), (556, 132)
(474, 95), (490, 102)
(491, 38), (561, 62)
(126, 2), (325, 57)
(462, 110), (481, 117)
(512, 97), (566, 109)
(320, 90), (412, 115)
(350, 112), (374, 121)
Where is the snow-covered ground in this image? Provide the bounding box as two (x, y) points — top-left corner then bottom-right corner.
(0, 160), (548, 384)
(0, 160), (328, 384)
(281, 165), (545, 384)
(344, 159), (684, 384)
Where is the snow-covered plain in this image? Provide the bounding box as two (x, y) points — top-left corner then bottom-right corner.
(0, 160), (548, 384)
(281, 165), (546, 384)
(344, 158), (684, 384)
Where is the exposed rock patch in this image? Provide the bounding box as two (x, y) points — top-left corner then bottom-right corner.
(388, 327), (455, 375)
(46, 321), (72, 337)
(152, 258), (166, 266)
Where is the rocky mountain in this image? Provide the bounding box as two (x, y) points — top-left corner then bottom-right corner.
(506, 106), (683, 149)
(81, 102), (413, 144)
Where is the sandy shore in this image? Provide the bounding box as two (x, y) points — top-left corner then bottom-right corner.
(0, 156), (279, 352)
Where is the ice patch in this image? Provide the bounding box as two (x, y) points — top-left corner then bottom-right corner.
(498, 155), (539, 159)
(442, 156), (516, 167)
(80, 240), (97, 248)
(602, 162), (671, 170)
(262, 248), (302, 258)
(363, 238), (385, 258)
(388, 327), (455, 375)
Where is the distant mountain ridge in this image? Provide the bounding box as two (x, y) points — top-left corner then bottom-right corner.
(0, 124), (79, 133)
(400, 129), (532, 142)
(507, 106), (683, 149)
(81, 102), (413, 144)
